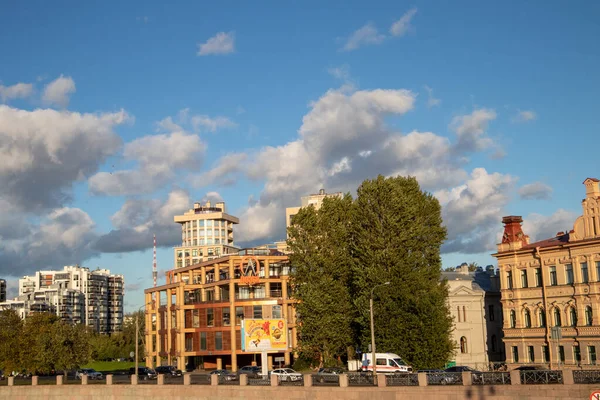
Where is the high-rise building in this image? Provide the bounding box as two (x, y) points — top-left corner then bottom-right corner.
(0, 279), (6, 302)
(285, 188), (343, 232)
(174, 200), (240, 268)
(493, 178), (600, 368)
(0, 265), (124, 333)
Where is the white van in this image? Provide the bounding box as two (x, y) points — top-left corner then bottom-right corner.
(357, 353), (412, 373)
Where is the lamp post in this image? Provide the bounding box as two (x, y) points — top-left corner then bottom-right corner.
(370, 282), (390, 375)
(135, 302), (153, 376)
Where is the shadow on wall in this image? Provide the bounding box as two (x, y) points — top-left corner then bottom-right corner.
(466, 385), (496, 400)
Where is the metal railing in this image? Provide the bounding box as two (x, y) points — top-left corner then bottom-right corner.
(247, 375), (271, 386)
(190, 374), (211, 385)
(278, 375), (304, 386)
(386, 373), (419, 386)
(311, 374), (340, 386)
(573, 370), (600, 384)
(520, 370), (563, 384)
(472, 372), (511, 385)
(347, 372), (377, 386)
(426, 372), (463, 385)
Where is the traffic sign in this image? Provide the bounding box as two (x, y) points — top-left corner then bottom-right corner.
(590, 390), (600, 400)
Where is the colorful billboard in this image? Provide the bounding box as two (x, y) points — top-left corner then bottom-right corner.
(241, 319), (287, 351)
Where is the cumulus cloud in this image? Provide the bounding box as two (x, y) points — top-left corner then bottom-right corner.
(512, 110), (537, 123)
(522, 209), (579, 243)
(518, 182), (553, 200)
(341, 23), (385, 51)
(191, 153), (247, 188)
(42, 75), (76, 107)
(450, 108), (497, 153)
(0, 82), (33, 102)
(191, 115), (237, 132)
(424, 85), (441, 107)
(0, 105), (128, 210)
(390, 7), (417, 37)
(197, 31), (235, 56)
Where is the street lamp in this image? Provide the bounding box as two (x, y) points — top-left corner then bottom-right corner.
(370, 282), (390, 376)
(135, 302), (153, 377)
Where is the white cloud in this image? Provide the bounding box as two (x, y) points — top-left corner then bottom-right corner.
(450, 108), (497, 153)
(341, 23), (385, 51)
(191, 115), (237, 132)
(328, 65), (351, 81)
(197, 31), (235, 56)
(424, 85), (441, 107)
(390, 7), (418, 37)
(0, 82), (33, 102)
(42, 75), (76, 107)
(522, 209), (578, 243)
(191, 153), (247, 188)
(518, 182), (553, 200)
(512, 110), (537, 123)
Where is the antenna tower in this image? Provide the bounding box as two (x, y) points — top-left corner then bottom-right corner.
(153, 234), (157, 288)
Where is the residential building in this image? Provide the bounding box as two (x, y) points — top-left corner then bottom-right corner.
(0, 279), (5, 302)
(144, 248), (297, 372)
(0, 265), (124, 333)
(174, 200), (240, 268)
(285, 189), (343, 232)
(493, 178), (600, 369)
(443, 264), (504, 369)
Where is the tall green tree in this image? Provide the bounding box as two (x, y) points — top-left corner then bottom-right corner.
(351, 175), (454, 370)
(0, 309), (23, 373)
(288, 194), (356, 367)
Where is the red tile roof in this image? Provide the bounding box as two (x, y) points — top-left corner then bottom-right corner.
(520, 233), (570, 250)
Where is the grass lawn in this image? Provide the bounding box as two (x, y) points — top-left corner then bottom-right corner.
(81, 361), (135, 374)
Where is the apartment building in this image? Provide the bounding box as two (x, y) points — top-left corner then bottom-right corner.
(493, 178), (600, 368)
(174, 200), (240, 268)
(0, 265), (124, 333)
(144, 248), (297, 372)
(0, 279), (5, 302)
(285, 188), (343, 232)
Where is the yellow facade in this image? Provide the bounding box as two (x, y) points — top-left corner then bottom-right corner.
(493, 178), (600, 369)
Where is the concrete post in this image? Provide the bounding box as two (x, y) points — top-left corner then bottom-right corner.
(31, 375), (39, 386)
(562, 369), (574, 385)
(56, 375), (63, 385)
(462, 371), (472, 386)
(183, 373), (191, 385)
(81, 375), (87, 385)
(377, 373), (387, 387)
(7, 376), (14, 386)
(239, 374), (248, 386)
(304, 374), (313, 387)
(417, 372), (428, 386)
(339, 374), (349, 387)
(270, 374), (278, 386)
(211, 374), (218, 386)
(157, 374), (164, 385)
(131, 374), (138, 385)
(106, 374), (113, 385)
(510, 370), (521, 385)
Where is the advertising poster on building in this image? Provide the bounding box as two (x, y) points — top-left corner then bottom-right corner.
(241, 319), (287, 351)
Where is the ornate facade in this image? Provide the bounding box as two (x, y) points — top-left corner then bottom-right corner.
(493, 178), (600, 368)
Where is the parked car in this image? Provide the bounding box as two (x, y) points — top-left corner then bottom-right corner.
(76, 369), (104, 380)
(270, 368), (303, 382)
(237, 365), (262, 378)
(155, 366), (183, 377)
(129, 367), (158, 380)
(419, 369), (455, 385)
(444, 365), (484, 384)
(210, 369), (238, 381)
(316, 367), (346, 383)
(515, 365), (562, 383)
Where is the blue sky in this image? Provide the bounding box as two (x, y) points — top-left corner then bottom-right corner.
(0, 1), (599, 311)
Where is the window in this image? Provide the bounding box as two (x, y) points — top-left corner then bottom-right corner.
(222, 307), (230, 326)
(491, 335), (497, 352)
(581, 262), (589, 283)
(215, 332), (223, 350)
(553, 308), (561, 327)
(586, 306), (593, 326)
(272, 305), (282, 319)
(512, 346), (519, 363)
(559, 346), (565, 363)
(207, 308), (214, 327)
(535, 268), (542, 287)
(549, 266), (557, 286)
(524, 309), (531, 328)
(521, 270), (528, 288)
(488, 305), (495, 321)
(543, 346), (550, 363)
(206, 220), (213, 227)
(589, 346), (597, 365)
(570, 307), (577, 327)
(597, 261), (600, 282)
(199, 220), (205, 227)
(566, 264), (574, 285)
(253, 305), (262, 319)
(171, 311), (176, 328)
(528, 346), (535, 363)
(235, 306), (244, 325)
(192, 309), (199, 328)
(510, 310), (516, 328)
(463, 306), (467, 322)
(539, 309), (546, 327)
(460, 337), (468, 353)
(200, 332), (207, 350)
(506, 271), (513, 289)
(574, 346), (581, 364)
(457, 306), (461, 322)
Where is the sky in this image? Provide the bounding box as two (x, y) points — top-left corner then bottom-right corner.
(0, 1), (599, 311)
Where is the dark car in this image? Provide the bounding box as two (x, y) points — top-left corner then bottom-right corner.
(237, 365), (262, 378)
(443, 366), (483, 384)
(210, 369), (238, 381)
(129, 367), (158, 381)
(155, 366), (183, 377)
(515, 365), (562, 384)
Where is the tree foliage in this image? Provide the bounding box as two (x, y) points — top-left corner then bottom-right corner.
(288, 175), (455, 370)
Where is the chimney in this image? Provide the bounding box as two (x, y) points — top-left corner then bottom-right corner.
(319, 188), (325, 195)
(194, 202), (200, 209)
(584, 178), (600, 199)
(500, 216), (530, 247)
